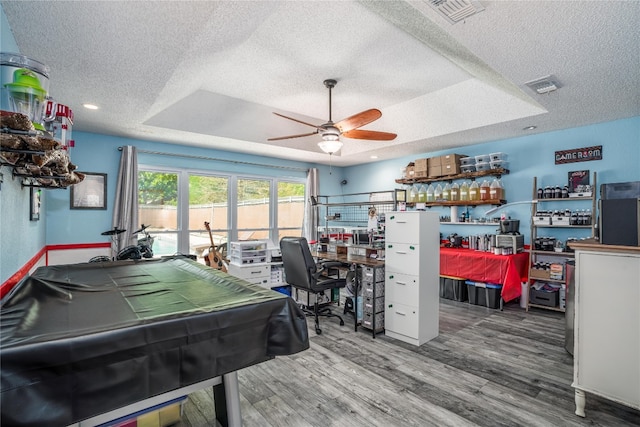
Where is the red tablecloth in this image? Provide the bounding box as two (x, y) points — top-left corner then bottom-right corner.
(440, 248), (529, 302)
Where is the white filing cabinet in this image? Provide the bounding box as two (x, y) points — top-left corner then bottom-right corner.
(384, 211), (440, 346)
(227, 263), (271, 288)
(571, 245), (640, 416)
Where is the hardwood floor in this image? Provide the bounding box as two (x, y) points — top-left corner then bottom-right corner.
(180, 299), (639, 426)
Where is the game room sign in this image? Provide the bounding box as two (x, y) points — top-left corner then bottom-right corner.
(555, 145), (602, 164)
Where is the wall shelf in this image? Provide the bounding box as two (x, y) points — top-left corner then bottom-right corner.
(395, 167), (509, 185)
(440, 221), (501, 226)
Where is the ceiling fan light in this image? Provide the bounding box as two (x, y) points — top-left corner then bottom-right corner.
(318, 139), (343, 154)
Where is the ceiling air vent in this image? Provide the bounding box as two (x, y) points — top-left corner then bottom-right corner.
(426, 0), (485, 24)
(525, 75), (562, 94)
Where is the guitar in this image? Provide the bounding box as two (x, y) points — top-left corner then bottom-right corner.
(204, 221), (227, 273)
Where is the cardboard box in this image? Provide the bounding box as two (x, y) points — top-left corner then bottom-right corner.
(442, 163), (461, 175)
(404, 162), (415, 179)
(414, 158), (429, 171)
(429, 156), (442, 166)
(414, 158), (430, 178)
(428, 165), (443, 178)
(441, 153), (466, 167)
(549, 263), (564, 280)
(530, 269), (551, 280)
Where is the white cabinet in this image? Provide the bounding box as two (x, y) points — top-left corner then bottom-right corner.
(571, 244), (640, 416)
(384, 211), (440, 346)
(227, 263), (270, 288)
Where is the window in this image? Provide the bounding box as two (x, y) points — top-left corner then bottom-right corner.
(138, 170), (179, 256)
(138, 166), (305, 262)
(189, 174), (229, 259)
(277, 181), (305, 241)
(237, 178), (270, 241)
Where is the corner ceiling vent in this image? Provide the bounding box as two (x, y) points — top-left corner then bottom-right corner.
(426, 0), (485, 24)
(525, 75), (562, 94)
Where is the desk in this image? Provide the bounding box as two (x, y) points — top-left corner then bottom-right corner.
(0, 257), (308, 427)
(311, 250), (385, 268)
(439, 248), (529, 302)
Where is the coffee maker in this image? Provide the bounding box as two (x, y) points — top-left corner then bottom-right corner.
(495, 219), (524, 253)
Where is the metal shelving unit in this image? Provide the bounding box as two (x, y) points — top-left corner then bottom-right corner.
(315, 190), (398, 233)
(527, 173), (597, 312)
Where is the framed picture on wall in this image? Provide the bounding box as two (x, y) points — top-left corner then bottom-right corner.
(70, 172), (107, 210)
(30, 187), (41, 221)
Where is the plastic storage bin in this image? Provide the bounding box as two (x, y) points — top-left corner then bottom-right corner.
(490, 160), (509, 170)
(230, 240), (268, 265)
(489, 152), (507, 161)
(272, 285), (291, 296)
(440, 276), (468, 302)
(475, 162), (491, 172)
(530, 288), (559, 307)
(459, 156), (476, 166)
(475, 154), (491, 164)
(461, 164), (476, 173)
(466, 281), (502, 309)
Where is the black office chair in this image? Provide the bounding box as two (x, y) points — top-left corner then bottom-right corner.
(280, 237), (346, 335)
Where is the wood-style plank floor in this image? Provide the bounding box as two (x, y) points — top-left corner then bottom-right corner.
(179, 299), (640, 427)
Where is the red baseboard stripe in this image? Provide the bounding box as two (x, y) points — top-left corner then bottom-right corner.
(47, 243), (111, 250)
(1, 247), (47, 299)
(1, 243), (111, 299)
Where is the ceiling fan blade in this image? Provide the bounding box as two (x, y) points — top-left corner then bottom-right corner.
(273, 112), (325, 131)
(342, 129), (397, 141)
(335, 109), (382, 132)
(268, 131), (319, 141)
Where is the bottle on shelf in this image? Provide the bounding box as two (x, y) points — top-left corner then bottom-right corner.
(434, 183), (443, 201)
(442, 183), (451, 201)
(408, 185), (418, 203)
(469, 181), (480, 201)
(480, 180), (490, 201)
(460, 181), (469, 201)
(450, 182), (460, 201)
(426, 183), (435, 202)
(554, 185), (562, 199)
(417, 184), (427, 203)
(490, 178), (502, 200)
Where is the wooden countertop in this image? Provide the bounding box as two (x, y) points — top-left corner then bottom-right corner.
(568, 238), (640, 254)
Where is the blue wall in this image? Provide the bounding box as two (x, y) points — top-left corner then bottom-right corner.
(1, 6), (47, 284)
(343, 116), (640, 243)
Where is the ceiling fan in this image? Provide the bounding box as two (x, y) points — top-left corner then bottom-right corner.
(268, 79), (397, 154)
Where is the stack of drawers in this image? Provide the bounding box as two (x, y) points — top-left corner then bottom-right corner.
(227, 240), (271, 288)
(384, 211), (440, 346)
(361, 265), (385, 333)
(229, 240), (268, 265)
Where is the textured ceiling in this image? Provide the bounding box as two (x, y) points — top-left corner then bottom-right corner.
(2, 1), (639, 166)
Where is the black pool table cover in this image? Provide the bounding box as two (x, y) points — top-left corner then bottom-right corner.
(0, 256), (309, 426)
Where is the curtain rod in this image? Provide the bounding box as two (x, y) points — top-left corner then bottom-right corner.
(118, 146), (308, 172)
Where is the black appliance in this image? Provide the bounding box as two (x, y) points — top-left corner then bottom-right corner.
(599, 181), (640, 246)
(600, 198), (640, 246)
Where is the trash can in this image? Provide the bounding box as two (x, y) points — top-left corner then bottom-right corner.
(565, 260), (575, 355)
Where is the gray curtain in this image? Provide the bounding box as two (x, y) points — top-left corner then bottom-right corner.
(112, 146), (139, 254)
(302, 168), (319, 242)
